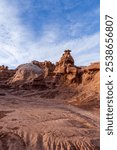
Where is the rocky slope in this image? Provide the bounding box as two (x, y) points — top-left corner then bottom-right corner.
(0, 50), (100, 150)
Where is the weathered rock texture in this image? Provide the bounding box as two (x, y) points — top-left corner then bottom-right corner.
(0, 65), (8, 71)
(0, 68), (15, 89)
(32, 60), (55, 78)
(9, 63), (44, 86)
(53, 50), (78, 84)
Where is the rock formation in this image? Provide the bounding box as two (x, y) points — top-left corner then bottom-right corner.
(3, 50), (100, 91)
(69, 62), (100, 109)
(32, 60), (55, 78)
(0, 65), (8, 71)
(0, 66), (15, 89)
(9, 63), (44, 86)
(53, 50), (78, 84)
(54, 50), (74, 74)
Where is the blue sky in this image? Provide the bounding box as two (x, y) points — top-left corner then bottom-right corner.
(0, 0), (100, 68)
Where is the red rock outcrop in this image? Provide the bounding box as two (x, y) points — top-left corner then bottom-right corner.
(32, 60), (55, 78)
(0, 65), (8, 71)
(69, 62), (100, 110)
(53, 50), (79, 84)
(2, 50), (100, 109)
(6, 50), (100, 92)
(0, 67), (15, 89)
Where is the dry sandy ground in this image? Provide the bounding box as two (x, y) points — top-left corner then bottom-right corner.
(0, 88), (100, 150)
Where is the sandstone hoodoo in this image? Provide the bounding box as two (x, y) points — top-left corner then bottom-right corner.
(54, 50), (75, 74)
(0, 50), (100, 150)
(53, 50), (78, 84)
(0, 65), (8, 71)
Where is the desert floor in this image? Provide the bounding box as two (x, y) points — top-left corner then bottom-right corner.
(0, 88), (99, 150)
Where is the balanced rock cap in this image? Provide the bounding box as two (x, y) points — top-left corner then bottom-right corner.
(64, 49), (71, 53)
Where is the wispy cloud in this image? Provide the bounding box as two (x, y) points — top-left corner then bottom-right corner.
(0, 0), (100, 68)
(0, 0), (33, 66)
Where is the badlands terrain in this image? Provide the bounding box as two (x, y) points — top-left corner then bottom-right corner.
(0, 50), (100, 150)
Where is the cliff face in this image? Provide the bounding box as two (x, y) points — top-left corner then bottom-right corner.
(0, 50), (100, 150)
(69, 63), (100, 110)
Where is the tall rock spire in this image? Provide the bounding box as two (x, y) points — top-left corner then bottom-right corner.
(59, 49), (74, 66)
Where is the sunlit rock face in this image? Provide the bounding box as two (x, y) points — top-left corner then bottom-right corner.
(9, 63), (44, 85)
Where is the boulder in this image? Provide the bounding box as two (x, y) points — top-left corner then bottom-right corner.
(9, 63), (44, 85)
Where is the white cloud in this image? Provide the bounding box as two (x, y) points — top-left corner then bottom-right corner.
(0, 0), (100, 68)
(27, 31), (99, 66)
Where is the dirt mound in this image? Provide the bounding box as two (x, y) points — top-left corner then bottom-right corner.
(9, 63), (44, 85)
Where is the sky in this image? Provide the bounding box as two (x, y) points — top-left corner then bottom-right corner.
(0, 0), (100, 68)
